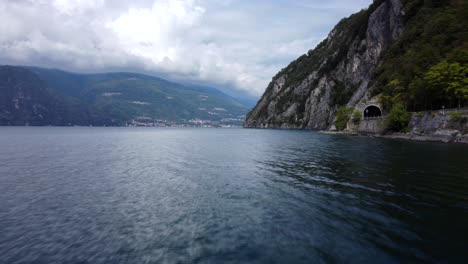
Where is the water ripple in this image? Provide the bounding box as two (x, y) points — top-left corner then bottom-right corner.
(0, 127), (467, 263)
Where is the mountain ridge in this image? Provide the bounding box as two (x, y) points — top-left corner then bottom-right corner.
(0, 65), (248, 126)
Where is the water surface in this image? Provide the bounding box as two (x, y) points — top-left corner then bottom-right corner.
(0, 127), (467, 263)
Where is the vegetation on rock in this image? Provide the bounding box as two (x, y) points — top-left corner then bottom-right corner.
(352, 110), (362, 125)
(374, 0), (468, 111)
(335, 107), (354, 131)
(386, 103), (411, 131)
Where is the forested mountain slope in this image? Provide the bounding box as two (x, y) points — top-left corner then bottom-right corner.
(0, 66), (248, 126)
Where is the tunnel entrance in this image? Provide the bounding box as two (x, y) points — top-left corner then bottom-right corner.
(364, 105), (382, 118)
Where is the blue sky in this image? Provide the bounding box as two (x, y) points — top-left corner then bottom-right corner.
(0, 0), (372, 96)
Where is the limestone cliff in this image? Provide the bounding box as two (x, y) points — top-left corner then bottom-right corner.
(245, 0), (405, 129)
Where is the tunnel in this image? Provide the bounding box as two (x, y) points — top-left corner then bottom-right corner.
(364, 105), (382, 118)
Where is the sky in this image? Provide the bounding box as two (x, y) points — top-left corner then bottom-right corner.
(0, 0), (372, 97)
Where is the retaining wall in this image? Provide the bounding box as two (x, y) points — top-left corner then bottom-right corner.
(357, 118), (386, 134)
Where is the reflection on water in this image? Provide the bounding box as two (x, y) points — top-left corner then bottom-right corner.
(0, 127), (467, 263)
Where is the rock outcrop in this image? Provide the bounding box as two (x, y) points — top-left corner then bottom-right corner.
(245, 0), (405, 129)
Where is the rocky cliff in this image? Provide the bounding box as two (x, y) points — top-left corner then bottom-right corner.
(245, 0), (405, 129)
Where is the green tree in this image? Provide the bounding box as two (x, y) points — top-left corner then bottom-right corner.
(352, 110), (361, 125)
(380, 79), (406, 110)
(386, 103), (411, 132)
(335, 107), (354, 131)
(424, 61), (468, 108)
(372, 2), (468, 112)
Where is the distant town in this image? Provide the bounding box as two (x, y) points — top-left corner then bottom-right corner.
(126, 116), (246, 128)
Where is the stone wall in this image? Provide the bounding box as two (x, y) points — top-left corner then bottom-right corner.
(357, 118), (386, 134)
(409, 111), (468, 135)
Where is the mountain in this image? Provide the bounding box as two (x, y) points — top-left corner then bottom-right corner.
(0, 66), (73, 126)
(0, 66), (248, 126)
(185, 83), (259, 108)
(245, 0), (467, 129)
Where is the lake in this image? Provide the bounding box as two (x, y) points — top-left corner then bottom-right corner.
(0, 127), (467, 263)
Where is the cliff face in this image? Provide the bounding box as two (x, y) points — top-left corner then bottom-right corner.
(245, 0), (405, 129)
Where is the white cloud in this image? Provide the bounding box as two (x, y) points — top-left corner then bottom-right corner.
(53, 0), (105, 14)
(107, 0), (205, 62)
(0, 0), (372, 96)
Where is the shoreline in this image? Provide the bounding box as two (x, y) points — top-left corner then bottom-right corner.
(376, 132), (468, 144)
(319, 130), (468, 144)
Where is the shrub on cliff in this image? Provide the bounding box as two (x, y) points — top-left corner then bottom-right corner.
(386, 103), (410, 132)
(335, 107), (354, 131)
(352, 110), (362, 125)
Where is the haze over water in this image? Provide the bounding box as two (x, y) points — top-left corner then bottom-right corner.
(0, 127), (467, 263)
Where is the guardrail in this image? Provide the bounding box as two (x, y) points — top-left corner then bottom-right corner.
(363, 116), (386, 120)
(411, 107), (468, 115)
(439, 107), (468, 114)
(361, 108), (467, 121)
(359, 108), (467, 125)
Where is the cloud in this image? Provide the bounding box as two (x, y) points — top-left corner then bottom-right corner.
(107, 0), (205, 66)
(53, 0), (106, 14)
(0, 0), (372, 96)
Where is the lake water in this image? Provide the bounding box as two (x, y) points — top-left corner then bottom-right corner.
(0, 127), (467, 263)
